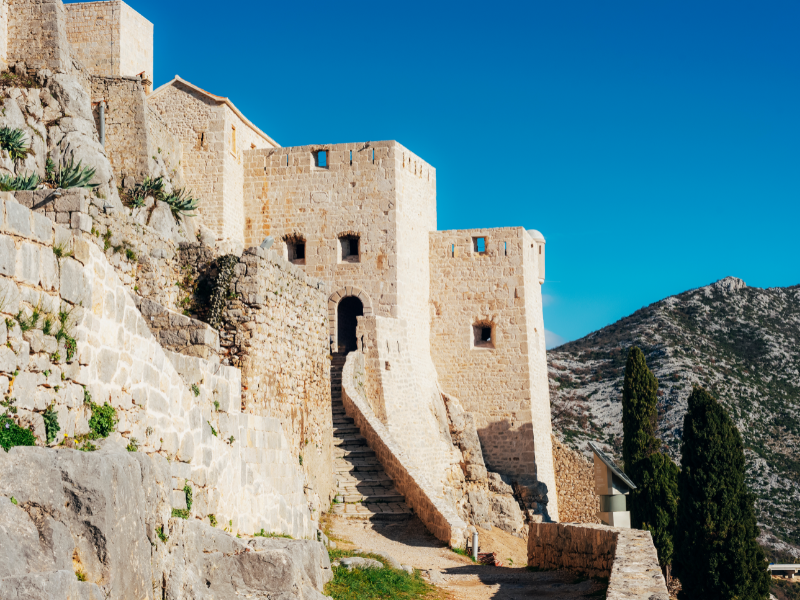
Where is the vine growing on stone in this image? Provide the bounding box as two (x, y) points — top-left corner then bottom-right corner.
(208, 254), (240, 328)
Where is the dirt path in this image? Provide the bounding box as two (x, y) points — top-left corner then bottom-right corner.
(327, 516), (606, 600)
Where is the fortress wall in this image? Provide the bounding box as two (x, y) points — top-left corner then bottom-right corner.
(90, 75), (150, 182)
(147, 104), (183, 186)
(148, 83), (227, 237)
(243, 141), (401, 335)
(522, 229), (558, 520)
(219, 245), (335, 507)
(220, 106), (274, 246)
(0, 194), (317, 538)
(64, 1), (152, 79)
(118, 0), (151, 79)
(8, 0), (74, 72)
(429, 227), (557, 518)
(551, 434), (599, 524)
(0, 0), (9, 69)
(64, 1), (115, 76)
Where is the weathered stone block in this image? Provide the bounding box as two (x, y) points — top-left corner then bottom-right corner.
(5, 201), (31, 238)
(15, 242), (40, 286)
(0, 235), (16, 277)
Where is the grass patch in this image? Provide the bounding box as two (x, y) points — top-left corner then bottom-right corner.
(254, 528), (293, 539)
(0, 413), (36, 451)
(325, 548), (442, 600)
(449, 546), (477, 562)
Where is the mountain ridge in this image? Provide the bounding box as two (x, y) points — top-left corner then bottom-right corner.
(548, 276), (800, 558)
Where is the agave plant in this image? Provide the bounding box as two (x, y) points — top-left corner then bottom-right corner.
(163, 187), (199, 220)
(0, 171), (40, 191)
(52, 157), (98, 190)
(0, 127), (31, 162)
(129, 176), (165, 207)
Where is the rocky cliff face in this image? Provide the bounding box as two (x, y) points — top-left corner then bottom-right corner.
(0, 439), (332, 600)
(548, 277), (800, 557)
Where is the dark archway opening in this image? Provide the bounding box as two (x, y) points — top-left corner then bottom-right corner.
(337, 296), (363, 354)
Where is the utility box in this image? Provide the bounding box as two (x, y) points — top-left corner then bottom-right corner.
(589, 441), (636, 528)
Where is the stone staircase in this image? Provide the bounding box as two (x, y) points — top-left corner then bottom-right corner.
(330, 353), (412, 521)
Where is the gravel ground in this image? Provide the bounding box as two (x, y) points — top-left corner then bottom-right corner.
(328, 516), (607, 600)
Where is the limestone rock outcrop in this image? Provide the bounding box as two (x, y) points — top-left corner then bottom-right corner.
(0, 444), (332, 600)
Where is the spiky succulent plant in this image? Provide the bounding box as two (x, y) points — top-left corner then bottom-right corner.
(0, 127), (30, 162)
(51, 157), (98, 190)
(0, 171), (40, 191)
(163, 187), (199, 220)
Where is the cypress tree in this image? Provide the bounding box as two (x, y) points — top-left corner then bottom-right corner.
(621, 347), (679, 571)
(674, 387), (770, 600)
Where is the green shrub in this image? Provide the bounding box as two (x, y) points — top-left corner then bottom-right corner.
(0, 413), (36, 451)
(0, 127), (30, 161)
(128, 176), (165, 207)
(191, 383), (200, 397)
(42, 404), (60, 444)
(0, 171), (39, 191)
(88, 402), (117, 438)
(208, 514), (217, 527)
(126, 437), (139, 452)
(156, 525), (168, 543)
(163, 187), (199, 220)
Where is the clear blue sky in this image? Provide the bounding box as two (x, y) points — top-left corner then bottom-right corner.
(101, 0), (800, 347)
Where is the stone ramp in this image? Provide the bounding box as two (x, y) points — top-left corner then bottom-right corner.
(330, 354), (412, 521)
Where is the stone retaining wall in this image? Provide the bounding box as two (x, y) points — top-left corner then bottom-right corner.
(341, 350), (468, 548)
(0, 195), (318, 538)
(527, 522), (669, 599)
(552, 435), (600, 523)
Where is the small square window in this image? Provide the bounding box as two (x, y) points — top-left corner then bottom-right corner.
(314, 150), (328, 168)
(339, 235), (360, 263)
(288, 241), (305, 265)
(473, 237), (486, 254)
(472, 323), (494, 349)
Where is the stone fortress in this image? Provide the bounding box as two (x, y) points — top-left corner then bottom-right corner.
(0, 3), (679, 599)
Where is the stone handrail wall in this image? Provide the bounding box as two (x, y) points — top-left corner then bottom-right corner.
(341, 351), (468, 548)
(528, 522), (669, 600)
(552, 435), (600, 523)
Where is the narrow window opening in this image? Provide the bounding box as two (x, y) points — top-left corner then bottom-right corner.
(504, 242), (508, 256)
(286, 154), (289, 166)
(339, 234), (360, 263)
(397, 341), (400, 353)
(473, 237), (487, 254)
(230, 125), (237, 155)
(450, 244), (455, 258)
(539, 246), (542, 255)
(350, 150), (353, 166)
(283, 234), (306, 265)
(314, 150), (328, 168)
(472, 322), (495, 349)
(384, 361), (391, 371)
(372, 148), (375, 162)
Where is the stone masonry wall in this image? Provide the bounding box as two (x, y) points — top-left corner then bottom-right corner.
(528, 522), (669, 600)
(0, 194), (318, 538)
(91, 75), (150, 183)
(7, 0), (74, 73)
(0, 0), (9, 69)
(64, 0), (153, 79)
(342, 351), (468, 548)
(429, 227), (558, 520)
(148, 83), (229, 240)
(118, 0), (152, 80)
(552, 435), (599, 524)
(63, 0), (115, 76)
(219, 246), (335, 506)
(147, 104), (183, 186)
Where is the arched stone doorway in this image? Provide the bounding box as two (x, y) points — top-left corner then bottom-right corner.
(337, 296), (363, 354)
(328, 287), (373, 354)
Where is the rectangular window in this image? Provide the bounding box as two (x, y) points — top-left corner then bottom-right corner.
(314, 150), (328, 168)
(473, 237), (486, 254)
(472, 323), (495, 349)
(230, 125), (237, 155)
(287, 240), (306, 265)
(339, 235), (360, 263)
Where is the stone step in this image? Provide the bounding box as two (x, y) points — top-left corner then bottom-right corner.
(337, 473), (394, 485)
(336, 462), (383, 473)
(340, 492), (406, 504)
(333, 432), (363, 443)
(330, 502), (412, 521)
(333, 424), (359, 435)
(335, 448), (375, 459)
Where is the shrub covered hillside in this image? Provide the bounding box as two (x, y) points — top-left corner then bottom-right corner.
(548, 277), (800, 558)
